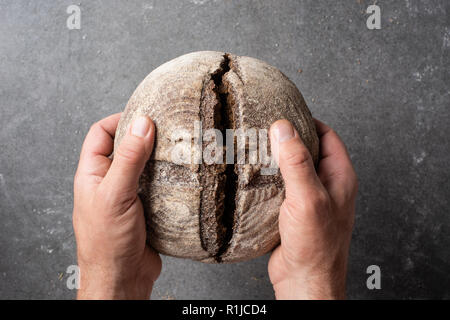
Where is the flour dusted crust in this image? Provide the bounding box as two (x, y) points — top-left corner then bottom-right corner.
(114, 51), (319, 263)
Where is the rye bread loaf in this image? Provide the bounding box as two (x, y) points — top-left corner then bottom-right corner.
(114, 51), (319, 263)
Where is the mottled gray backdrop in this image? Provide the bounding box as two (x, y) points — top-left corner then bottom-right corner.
(0, 0), (449, 299)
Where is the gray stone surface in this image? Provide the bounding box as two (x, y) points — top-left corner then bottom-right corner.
(0, 0), (449, 299)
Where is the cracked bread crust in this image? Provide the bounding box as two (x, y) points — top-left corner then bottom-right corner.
(114, 51), (319, 263)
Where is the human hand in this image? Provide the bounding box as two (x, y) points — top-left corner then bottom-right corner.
(73, 113), (161, 299)
(268, 119), (358, 299)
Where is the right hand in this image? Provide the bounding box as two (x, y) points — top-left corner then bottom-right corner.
(73, 114), (161, 299)
(268, 119), (358, 299)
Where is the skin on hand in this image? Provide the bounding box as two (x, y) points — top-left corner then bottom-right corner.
(268, 119), (358, 300)
(73, 113), (161, 300)
(73, 112), (354, 300)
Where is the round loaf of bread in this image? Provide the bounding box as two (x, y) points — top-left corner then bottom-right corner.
(114, 51), (319, 263)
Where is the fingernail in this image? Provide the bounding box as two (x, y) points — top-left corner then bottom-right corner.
(273, 120), (295, 143)
(131, 116), (150, 137)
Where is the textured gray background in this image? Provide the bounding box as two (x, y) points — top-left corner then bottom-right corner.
(0, 0), (449, 299)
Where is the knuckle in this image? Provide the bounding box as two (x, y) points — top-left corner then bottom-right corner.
(115, 141), (145, 166)
(306, 190), (330, 212)
(283, 148), (311, 169)
(88, 121), (100, 133)
(95, 184), (120, 209)
(328, 129), (338, 139)
(282, 189), (331, 225)
(289, 189), (328, 212)
(95, 183), (136, 215)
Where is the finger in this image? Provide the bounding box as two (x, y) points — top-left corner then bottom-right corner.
(270, 119), (323, 201)
(314, 119), (357, 204)
(101, 115), (155, 200)
(77, 113), (122, 180)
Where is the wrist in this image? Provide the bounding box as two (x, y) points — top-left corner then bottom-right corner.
(273, 273), (346, 300)
(77, 263), (153, 300)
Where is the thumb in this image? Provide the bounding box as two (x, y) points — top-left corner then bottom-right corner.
(270, 119), (322, 201)
(102, 115), (155, 198)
